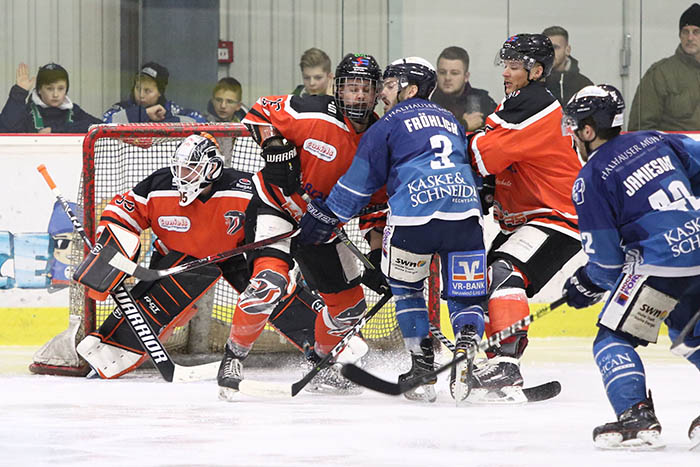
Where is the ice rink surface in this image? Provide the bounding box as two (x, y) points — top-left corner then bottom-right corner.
(2, 338), (699, 467)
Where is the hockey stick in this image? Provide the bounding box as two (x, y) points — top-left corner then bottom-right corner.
(429, 323), (456, 352)
(101, 229), (298, 282)
(37, 164), (219, 383)
(341, 296), (568, 395)
(237, 291), (393, 397)
(670, 307), (700, 358)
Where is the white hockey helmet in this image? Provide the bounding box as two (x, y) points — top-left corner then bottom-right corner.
(170, 132), (224, 206)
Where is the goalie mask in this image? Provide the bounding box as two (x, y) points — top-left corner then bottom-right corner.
(170, 133), (224, 206)
(334, 53), (382, 124)
(383, 57), (437, 101)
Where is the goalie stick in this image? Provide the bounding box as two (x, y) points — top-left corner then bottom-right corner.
(427, 324), (561, 403)
(37, 164), (219, 383)
(341, 296), (568, 397)
(102, 229), (298, 282)
(235, 291), (393, 398)
(670, 306), (700, 358)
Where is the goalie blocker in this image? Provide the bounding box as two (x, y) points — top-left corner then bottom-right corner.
(73, 228), (327, 378)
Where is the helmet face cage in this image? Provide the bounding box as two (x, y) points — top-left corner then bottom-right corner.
(334, 53), (382, 123)
(561, 84), (625, 136)
(170, 133), (223, 206)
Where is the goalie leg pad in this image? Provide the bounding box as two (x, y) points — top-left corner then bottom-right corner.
(73, 224), (140, 300)
(267, 283), (323, 351)
(78, 251), (221, 378)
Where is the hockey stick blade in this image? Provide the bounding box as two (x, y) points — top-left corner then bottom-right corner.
(171, 361), (220, 383)
(103, 230), (298, 281)
(342, 297), (568, 396)
(522, 381), (561, 402)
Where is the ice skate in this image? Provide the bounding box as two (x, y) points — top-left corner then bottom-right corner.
(399, 337), (437, 403)
(217, 345), (243, 402)
(463, 356), (528, 404)
(689, 414), (700, 450)
(593, 393), (664, 450)
(449, 325), (478, 403)
(306, 362), (363, 395)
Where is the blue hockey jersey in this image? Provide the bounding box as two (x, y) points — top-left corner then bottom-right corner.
(326, 98), (482, 226)
(575, 131), (700, 289)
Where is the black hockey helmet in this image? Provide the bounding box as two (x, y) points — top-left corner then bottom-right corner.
(334, 53), (382, 123)
(383, 57), (437, 100)
(561, 84), (625, 135)
(496, 33), (555, 77)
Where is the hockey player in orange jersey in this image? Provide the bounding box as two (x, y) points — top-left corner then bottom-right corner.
(217, 53), (388, 398)
(72, 133), (327, 379)
(466, 34), (582, 397)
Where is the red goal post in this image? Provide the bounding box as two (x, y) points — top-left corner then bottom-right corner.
(30, 122), (425, 377)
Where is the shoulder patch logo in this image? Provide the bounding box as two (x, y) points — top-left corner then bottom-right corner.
(224, 210), (245, 235)
(303, 138), (337, 162)
(158, 216), (191, 232)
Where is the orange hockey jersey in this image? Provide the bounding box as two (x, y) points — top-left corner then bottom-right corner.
(98, 168), (254, 258)
(242, 94), (386, 222)
(469, 82), (581, 237)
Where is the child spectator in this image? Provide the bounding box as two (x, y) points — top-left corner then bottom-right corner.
(103, 62), (207, 124)
(205, 77), (248, 122)
(0, 62), (101, 133)
(291, 48), (334, 96)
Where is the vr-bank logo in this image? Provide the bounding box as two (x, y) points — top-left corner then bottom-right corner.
(449, 252), (487, 297)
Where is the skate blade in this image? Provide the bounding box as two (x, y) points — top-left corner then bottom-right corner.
(403, 384), (437, 403)
(453, 358), (472, 405)
(594, 431), (665, 451)
(304, 384), (363, 395)
(218, 386), (239, 402)
(465, 386), (528, 405)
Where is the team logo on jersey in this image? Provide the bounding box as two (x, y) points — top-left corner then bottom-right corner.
(303, 138), (337, 162)
(158, 216), (191, 232)
(448, 251), (487, 297)
(260, 97), (283, 111)
(572, 178), (586, 205)
(224, 210), (245, 235)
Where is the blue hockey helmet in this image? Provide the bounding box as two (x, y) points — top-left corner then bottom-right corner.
(562, 84), (625, 136)
(383, 57), (437, 100)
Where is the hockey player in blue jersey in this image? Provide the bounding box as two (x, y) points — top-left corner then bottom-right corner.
(561, 84), (700, 450)
(297, 57), (487, 403)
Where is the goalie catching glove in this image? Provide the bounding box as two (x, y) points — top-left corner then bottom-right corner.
(73, 224), (140, 300)
(298, 197), (340, 245)
(261, 141), (301, 196)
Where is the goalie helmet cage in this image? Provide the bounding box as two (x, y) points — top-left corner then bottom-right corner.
(30, 122), (440, 377)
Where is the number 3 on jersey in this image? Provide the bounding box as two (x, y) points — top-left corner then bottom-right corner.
(429, 135), (456, 170)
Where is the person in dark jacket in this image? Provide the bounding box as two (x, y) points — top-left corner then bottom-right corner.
(0, 62), (101, 133)
(542, 26), (593, 106)
(430, 46), (497, 131)
(103, 62), (206, 124)
(628, 3), (700, 131)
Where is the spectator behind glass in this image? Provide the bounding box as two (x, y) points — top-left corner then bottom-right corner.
(430, 46), (497, 131)
(628, 3), (700, 131)
(291, 47), (334, 96)
(0, 62), (101, 133)
(103, 62), (207, 124)
(205, 77), (248, 122)
(542, 26), (593, 106)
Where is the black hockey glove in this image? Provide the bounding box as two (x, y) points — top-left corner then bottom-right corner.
(261, 142), (301, 196)
(563, 266), (606, 309)
(479, 174), (496, 213)
(361, 249), (390, 295)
